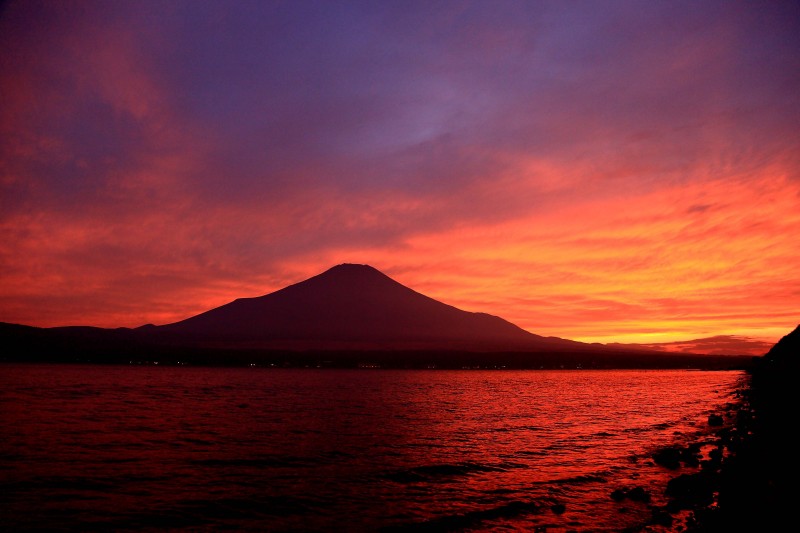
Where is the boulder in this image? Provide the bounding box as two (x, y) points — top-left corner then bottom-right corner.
(666, 472), (716, 509)
(653, 447), (682, 469)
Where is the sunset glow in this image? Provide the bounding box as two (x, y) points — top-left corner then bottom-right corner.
(1, 1), (798, 350)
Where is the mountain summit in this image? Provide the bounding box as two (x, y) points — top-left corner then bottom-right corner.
(156, 263), (571, 351)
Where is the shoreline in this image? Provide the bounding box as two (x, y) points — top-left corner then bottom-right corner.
(680, 357), (791, 531)
(596, 376), (748, 532)
(635, 327), (796, 532)
(623, 380), (752, 532)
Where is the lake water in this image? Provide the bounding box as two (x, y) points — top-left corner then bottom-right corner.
(0, 365), (744, 531)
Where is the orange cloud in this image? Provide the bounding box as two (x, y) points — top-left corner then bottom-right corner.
(1, 1), (798, 351)
(371, 169), (800, 345)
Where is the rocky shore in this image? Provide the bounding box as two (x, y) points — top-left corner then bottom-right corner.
(684, 325), (797, 532)
(619, 325), (797, 532)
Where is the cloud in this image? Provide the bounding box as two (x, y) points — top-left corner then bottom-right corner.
(0, 0), (798, 344)
(638, 335), (775, 357)
(388, 172), (800, 342)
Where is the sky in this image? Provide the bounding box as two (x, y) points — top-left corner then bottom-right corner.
(1, 0), (798, 351)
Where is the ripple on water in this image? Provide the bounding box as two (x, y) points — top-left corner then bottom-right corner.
(0, 365), (745, 531)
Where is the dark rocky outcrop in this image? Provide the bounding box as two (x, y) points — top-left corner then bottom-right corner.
(653, 446), (682, 469)
(652, 445), (699, 470)
(609, 486), (650, 503)
(674, 324), (799, 532)
(666, 472), (716, 509)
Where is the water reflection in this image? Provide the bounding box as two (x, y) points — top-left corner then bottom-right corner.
(0, 365), (744, 531)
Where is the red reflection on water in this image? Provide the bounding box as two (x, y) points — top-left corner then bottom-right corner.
(0, 365), (743, 531)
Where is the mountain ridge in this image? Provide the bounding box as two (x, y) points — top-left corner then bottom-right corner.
(0, 263), (763, 368)
(154, 263), (581, 351)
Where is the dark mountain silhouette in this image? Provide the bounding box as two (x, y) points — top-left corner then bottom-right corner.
(0, 264), (757, 368)
(153, 263), (581, 351)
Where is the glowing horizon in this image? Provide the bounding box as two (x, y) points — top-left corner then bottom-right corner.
(1, 1), (798, 352)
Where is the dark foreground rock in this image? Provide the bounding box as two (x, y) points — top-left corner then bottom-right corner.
(610, 486), (651, 503)
(666, 472), (716, 509)
(678, 325), (799, 532)
(652, 443), (702, 470)
(653, 447), (682, 470)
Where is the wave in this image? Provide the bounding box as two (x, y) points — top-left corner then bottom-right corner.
(548, 473), (609, 485)
(382, 461), (525, 483)
(190, 455), (319, 469)
(508, 449), (547, 457)
(489, 424), (541, 433)
(623, 421), (675, 434)
(381, 500), (542, 532)
(178, 494), (326, 518)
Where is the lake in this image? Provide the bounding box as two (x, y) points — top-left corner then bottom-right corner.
(0, 365), (744, 531)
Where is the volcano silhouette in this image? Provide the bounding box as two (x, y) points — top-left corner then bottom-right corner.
(155, 263), (578, 351)
(0, 263), (760, 367)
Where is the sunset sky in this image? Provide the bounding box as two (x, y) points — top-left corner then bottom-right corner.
(1, 0), (798, 350)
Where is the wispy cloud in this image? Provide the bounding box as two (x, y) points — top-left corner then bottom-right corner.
(1, 0), (798, 344)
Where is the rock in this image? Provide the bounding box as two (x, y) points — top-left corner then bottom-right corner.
(651, 507), (674, 527)
(665, 499), (684, 515)
(735, 409), (753, 431)
(610, 486), (650, 503)
(627, 486), (651, 503)
(611, 488), (627, 501)
(709, 447), (723, 463)
(666, 472), (716, 509)
(708, 414), (724, 426)
(653, 447), (682, 469)
(680, 444), (701, 467)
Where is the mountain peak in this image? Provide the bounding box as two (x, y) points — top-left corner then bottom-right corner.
(307, 263), (399, 289)
(323, 263), (385, 276)
(330, 263), (376, 270)
(158, 263), (550, 350)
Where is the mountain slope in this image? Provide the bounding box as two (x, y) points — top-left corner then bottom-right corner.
(154, 263), (578, 350)
(0, 264), (761, 368)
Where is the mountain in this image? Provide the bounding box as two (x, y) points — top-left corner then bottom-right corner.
(152, 263), (581, 351)
(0, 264), (758, 368)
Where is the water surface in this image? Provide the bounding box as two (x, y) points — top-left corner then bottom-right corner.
(0, 365), (744, 531)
